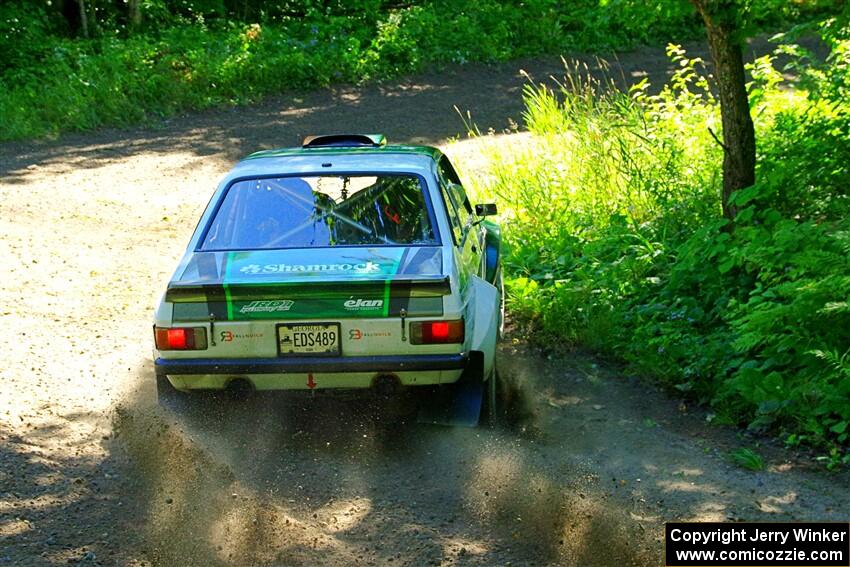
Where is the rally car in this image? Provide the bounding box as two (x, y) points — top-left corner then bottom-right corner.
(152, 134), (502, 424)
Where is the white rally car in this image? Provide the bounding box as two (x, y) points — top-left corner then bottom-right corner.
(153, 134), (502, 424)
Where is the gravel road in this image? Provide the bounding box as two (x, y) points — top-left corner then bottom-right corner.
(1, 39), (847, 567)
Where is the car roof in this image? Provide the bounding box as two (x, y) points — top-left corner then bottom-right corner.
(222, 135), (444, 181)
(225, 145), (443, 181)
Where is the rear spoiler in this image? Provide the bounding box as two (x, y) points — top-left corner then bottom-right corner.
(302, 134), (386, 148)
(165, 275), (451, 303)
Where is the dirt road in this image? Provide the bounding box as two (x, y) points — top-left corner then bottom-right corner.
(1, 40), (848, 567)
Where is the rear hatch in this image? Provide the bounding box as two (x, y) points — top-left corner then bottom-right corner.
(166, 246), (448, 322)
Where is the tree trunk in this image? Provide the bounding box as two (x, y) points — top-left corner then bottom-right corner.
(88, 0), (98, 37)
(128, 0), (142, 30)
(77, 0), (89, 38)
(691, 0), (756, 221)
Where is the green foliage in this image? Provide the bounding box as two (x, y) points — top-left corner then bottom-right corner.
(466, 26), (850, 460)
(559, 0), (700, 48)
(0, 0), (582, 139)
(0, 1), (59, 80)
(0, 0), (841, 140)
(728, 447), (765, 471)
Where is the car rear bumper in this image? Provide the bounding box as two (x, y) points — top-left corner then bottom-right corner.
(154, 353), (468, 375)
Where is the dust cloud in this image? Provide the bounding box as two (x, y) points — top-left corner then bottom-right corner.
(108, 355), (653, 567)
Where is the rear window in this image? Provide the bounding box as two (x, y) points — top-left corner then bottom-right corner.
(201, 174), (438, 250)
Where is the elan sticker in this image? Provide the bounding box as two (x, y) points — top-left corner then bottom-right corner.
(239, 300), (294, 314)
(344, 298), (383, 311)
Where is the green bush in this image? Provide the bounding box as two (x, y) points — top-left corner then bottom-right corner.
(0, 1), (62, 80)
(466, 28), (850, 463)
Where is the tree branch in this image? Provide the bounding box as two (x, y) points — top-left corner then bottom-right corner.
(708, 126), (729, 152)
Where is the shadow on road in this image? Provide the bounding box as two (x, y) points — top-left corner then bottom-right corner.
(0, 419), (144, 566)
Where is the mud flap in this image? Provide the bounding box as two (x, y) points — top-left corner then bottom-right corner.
(416, 379), (483, 427)
(417, 352), (486, 427)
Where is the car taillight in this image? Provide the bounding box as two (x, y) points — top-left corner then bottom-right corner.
(409, 320), (464, 345)
(154, 327), (208, 350)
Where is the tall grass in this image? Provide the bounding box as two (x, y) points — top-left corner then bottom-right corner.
(472, 48), (722, 346)
(464, 40), (850, 465)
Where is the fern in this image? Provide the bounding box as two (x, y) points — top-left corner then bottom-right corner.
(810, 348), (850, 379)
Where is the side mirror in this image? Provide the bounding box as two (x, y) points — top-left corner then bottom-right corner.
(475, 203), (498, 217)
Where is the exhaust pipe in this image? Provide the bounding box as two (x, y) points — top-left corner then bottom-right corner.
(225, 378), (254, 400)
(372, 374), (401, 397)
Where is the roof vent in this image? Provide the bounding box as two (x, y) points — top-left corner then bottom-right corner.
(302, 134), (386, 148)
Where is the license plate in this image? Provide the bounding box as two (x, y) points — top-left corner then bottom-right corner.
(277, 323), (340, 356)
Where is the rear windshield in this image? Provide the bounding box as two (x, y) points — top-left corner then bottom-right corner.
(201, 174), (437, 250)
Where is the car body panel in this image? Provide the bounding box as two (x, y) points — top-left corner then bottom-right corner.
(466, 276), (499, 379)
